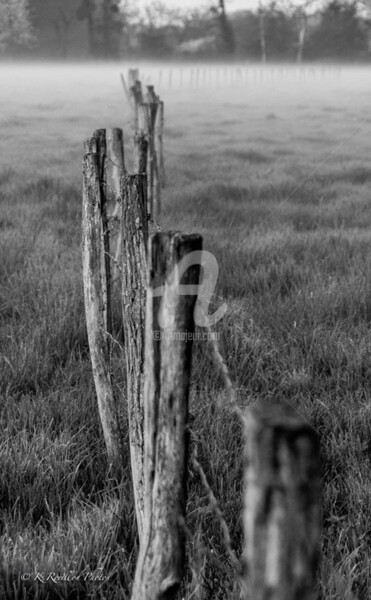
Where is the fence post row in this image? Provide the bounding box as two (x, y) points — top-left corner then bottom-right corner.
(128, 79), (164, 222)
(131, 231), (202, 600)
(243, 401), (321, 600)
(82, 70), (322, 599)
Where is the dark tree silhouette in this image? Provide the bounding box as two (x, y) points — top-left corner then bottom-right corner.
(211, 0), (235, 54)
(77, 0), (121, 58)
(306, 0), (368, 59)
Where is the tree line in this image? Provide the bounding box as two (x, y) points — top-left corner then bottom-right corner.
(0, 0), (370, 61)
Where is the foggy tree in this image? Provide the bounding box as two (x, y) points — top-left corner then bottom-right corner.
(77, 0), (122, 58)
(250, 2), (295, 61)
(30, 0), (78, 57)
(0, 0), (33, 53)
(280, 0), (317, 62)
(211, 0), (235, 54)
(137, 2), (183, 57)
(306, 0), (368, 59)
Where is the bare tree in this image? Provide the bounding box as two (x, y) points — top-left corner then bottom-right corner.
(279, 0), (317, 62)
(77, 0), (122, 57)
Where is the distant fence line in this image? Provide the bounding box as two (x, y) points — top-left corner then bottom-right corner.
(81, 69), (322, 599)
(131, 64), (342, 91)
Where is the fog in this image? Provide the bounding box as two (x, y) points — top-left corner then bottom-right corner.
(1, 61), (371, 180)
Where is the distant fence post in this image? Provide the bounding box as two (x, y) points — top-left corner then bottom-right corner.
(121, 173), (149, 538)
(131, 231), (202, 600)
(243, 401), (321, 600)
(82, 148), (123, 473)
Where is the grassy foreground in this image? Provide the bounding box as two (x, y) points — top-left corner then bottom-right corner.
(1, 63), (371, 599)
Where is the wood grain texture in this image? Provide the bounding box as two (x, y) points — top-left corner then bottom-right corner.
(82, 151), (123, 472)
(121, 173), (149, 538)
(131, 231), (202, 600)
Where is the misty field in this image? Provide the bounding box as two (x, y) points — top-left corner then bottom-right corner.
(1, 62), (371, 599)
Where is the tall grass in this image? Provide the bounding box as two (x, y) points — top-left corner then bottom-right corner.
(1, 64), (371, 599)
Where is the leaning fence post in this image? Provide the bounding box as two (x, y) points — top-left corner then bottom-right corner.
(120, 72), (132, 107)
(121, 174), (149, 538)
(82, 150), (123, 472)
(131, 231), (202, 600)
(243, 401), (321, 600)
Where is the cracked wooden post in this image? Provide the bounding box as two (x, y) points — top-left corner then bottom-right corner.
(107, 128), (125, 283)
(91, 129), (112, 337)
(131, 231), (202, 600)
(243, 401), (321, 600)
(138, 102), (153, 215)
(82, 150), (123, 473)
(121, 174), (148, 539)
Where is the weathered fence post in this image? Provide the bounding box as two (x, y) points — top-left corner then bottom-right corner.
(82, 149), (123, 472)
(106, 128), (125, 282)
(91, 129), (112, 336)
(243, 401), (321, 600)
(131, 231), (202, 600)
(137, 133), (148, 176)
(121, 174), (149, 538)
(146, 87), (160, 218)
(156, 100), (165, 188)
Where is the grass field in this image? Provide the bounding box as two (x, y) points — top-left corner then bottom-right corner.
(1, 62), (371, 599)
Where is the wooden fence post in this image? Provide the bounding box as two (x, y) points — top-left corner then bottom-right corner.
(106, 128), (125, 282)
(121, 174), (149, 538)
(131, 231), (202, 600)
(120, 72), (132, 107)
(137, 133), (148, 176)
(137, 102), (155, 217)
(91, 129), (112, 336)
(82, 150), (123, 472)
(147, 95), (160, 219)
(156, 100), (165, 189)
(243, 401), (321, 600)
